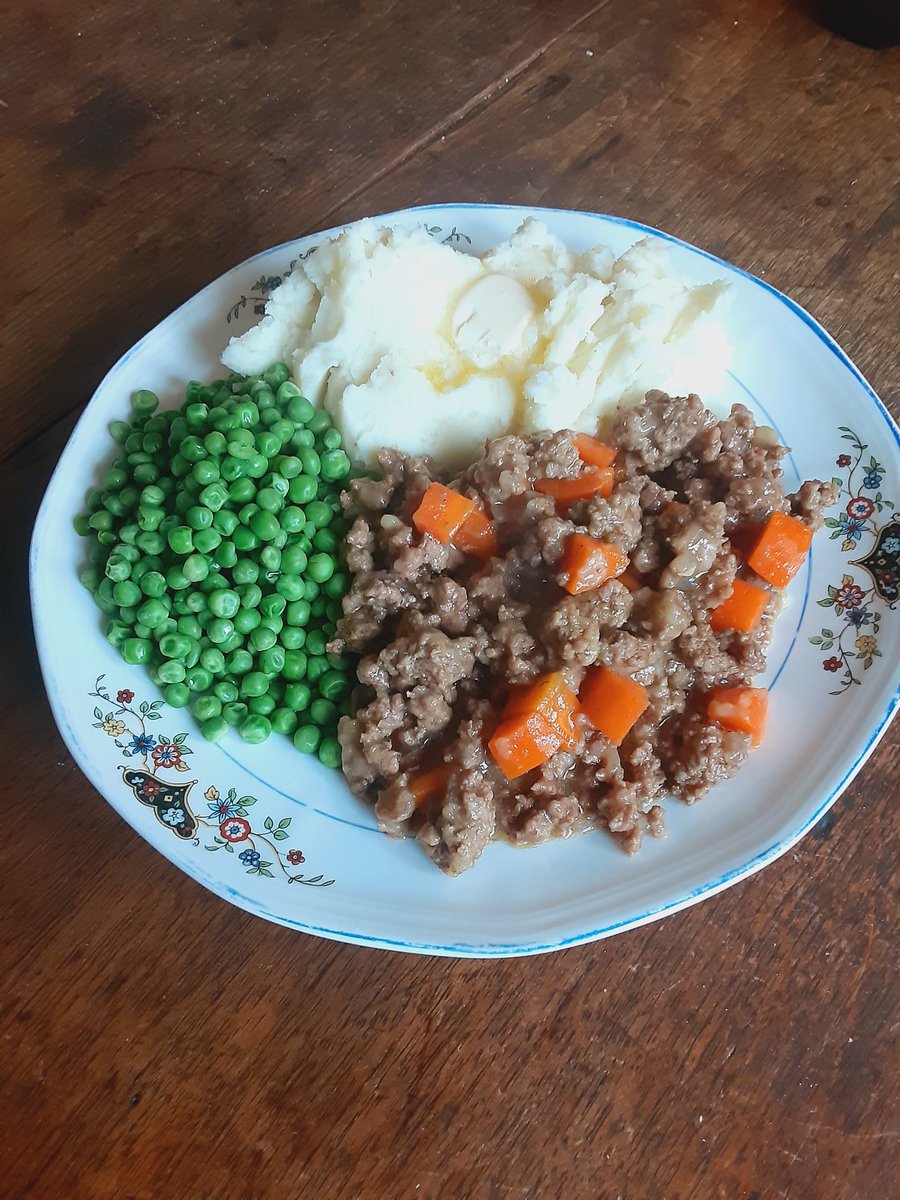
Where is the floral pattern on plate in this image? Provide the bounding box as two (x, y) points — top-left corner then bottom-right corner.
(810, 427), (896, 695)
(89, 675), (334, 886)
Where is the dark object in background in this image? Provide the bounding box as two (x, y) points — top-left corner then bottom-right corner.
(813, 0), (900, 47)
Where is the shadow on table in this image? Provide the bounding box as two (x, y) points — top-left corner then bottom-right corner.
(793, 0), (900, 46)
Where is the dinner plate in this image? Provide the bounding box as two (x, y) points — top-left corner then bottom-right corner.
(30, 203), (899, 958)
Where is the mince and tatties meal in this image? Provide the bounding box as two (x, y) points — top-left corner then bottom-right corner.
(78, 219), (836, 874)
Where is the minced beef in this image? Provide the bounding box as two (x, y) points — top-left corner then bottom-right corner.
(335, 393), (837, 875)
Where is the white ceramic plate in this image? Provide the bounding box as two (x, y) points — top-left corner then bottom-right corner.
(30, 204), (899, 957)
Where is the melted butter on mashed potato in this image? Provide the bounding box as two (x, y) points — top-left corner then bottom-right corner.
(222, 219), (731, 468)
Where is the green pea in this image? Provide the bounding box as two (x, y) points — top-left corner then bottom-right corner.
(308, 410), (332, 436)
(105, 555), (131, 583)
(293, 723), (321, 754)
(249, 626), (277, 653)
(274, 574), (304, 601)
(233, 526), (260, 552)
(248, 509), (279, 541)
(285, 393), (315, 425)
(279, 545), (307, 575)
(232, 558), (259, 585)
(305, 629), (328, 657)
(264, 362), (291, 388)
(310, 698), (338, 726)
(307, 553), (335, 584)
(89, 510), (114, 532)
(193, 526), (222, 554)
(214, 680), (239, 703)
(227, 649), (254, 676)
(286, 600), (311, 627)
(259, 545), (282, 573)
(192, 694), (222, 722)
(276, 455), (302, 479)
(166, 565), (191, 591)
(105, 620), (130, 648)
(201, 715), (229, 743)
(283, 474), (313, 507)
(112, 580), (141, 607)
(158, 632), (191, 659)
(259, 613), (284, 634)
(109, 419), (131, 443)
(319, 670), (350, 701)
(137, 598), (169, 629)
(284, 682), (312, 712)
(167, 525), (194, 555)
(239, 671), (268, 698)
(260, 593), (286, 618)
(213, 509), (239, 536)
(305, 500), (332, 529)
(184, 665), (212, 692)
(208, 589), (240, 619)
(215, 541), (238, 569)
(320, 427), (343, 451)
(200, 647), (226, 675)
(131, 389), (159, 416)
(180, 435), (205, 464)
(280, 626), (306, 650)
(245, 694), (274, 717)
(256, 487), (282, 513)
(324, 572), (349, 599)
(280, 648), (307, 680)
(297, 447), (320, 478)
(272, 707), (299, 736)
(229, 477), (256, 504)
(303, 578), (320, 602)
(259, 646), (286, 676)
(222, 701), (249, 726)
(186, 505), (213, 532)
(220, 456), (246, 481)
(208, 618), (234, 644)
(165, 682), (191, 708)
(155, 660), (185, 686)
(191, 460), (220, 488)
(239, 714), (271, 744)
(122, 637), (153, 665)
(137, 506), (164, 532)
(306, 655), (327, 684)
(204, 431), (228, 456)
(140, 483), (165, 508)
(317, 737), (342, 769)
(182, 554), (210, 583)
(234, 607), (261, 635)
(74, 513), (92, 537)
(81, 566), (103, 592)
(255, 431), (281, 459)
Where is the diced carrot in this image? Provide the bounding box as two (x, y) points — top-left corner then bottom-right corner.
(574, 434), (617, 469)
(488, 710), (560, 780)
(709, 579), (770, 634)
(708, 686), (768, 748)
(454, 507), (499, 559)
(578, 665), (650, 745)
(412, 482), (476, 544)
(559, 533), (629, 595)
(747, 511), (812, 589)
(534, 467), (615, 504)
(407, 764), (452, 807)
(504, 672), (579, 750)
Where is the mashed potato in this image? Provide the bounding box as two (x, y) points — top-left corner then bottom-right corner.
(222, 218), (730, 468)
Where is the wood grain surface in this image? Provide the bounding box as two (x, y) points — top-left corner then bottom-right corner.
(1, 2), (897, 1198)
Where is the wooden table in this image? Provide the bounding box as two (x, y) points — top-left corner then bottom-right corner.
(2, 3), (897, 1197)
